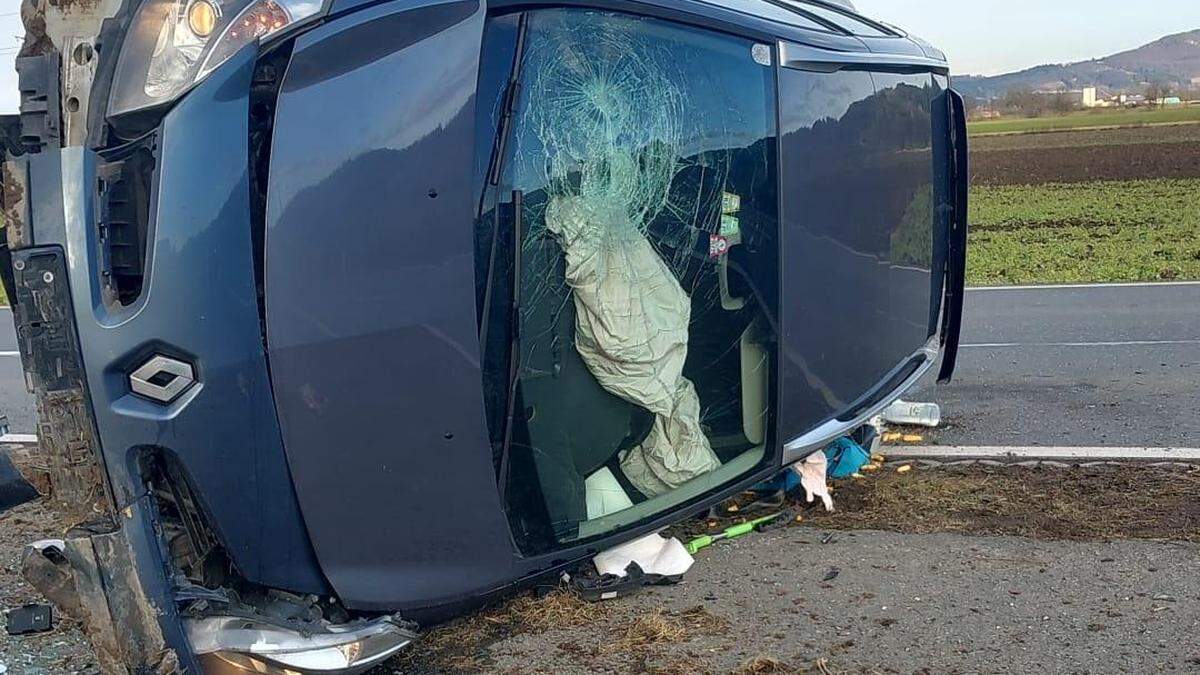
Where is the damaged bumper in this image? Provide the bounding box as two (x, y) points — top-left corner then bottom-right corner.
(186, 616), (416, 674)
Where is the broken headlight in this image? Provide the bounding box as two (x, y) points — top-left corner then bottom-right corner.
(109, 0), (323, 117)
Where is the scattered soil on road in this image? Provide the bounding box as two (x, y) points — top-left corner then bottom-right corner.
(806, 463), (1200, 542)
(389, 595), (730, 675)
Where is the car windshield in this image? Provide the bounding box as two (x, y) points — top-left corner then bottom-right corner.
(475, 8), (780, 553)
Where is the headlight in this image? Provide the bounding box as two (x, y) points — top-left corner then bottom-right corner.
(109, 0), (323, 117)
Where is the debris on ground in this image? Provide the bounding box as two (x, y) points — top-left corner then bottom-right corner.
(607, 606), (728, 652)
(5, 603), (52, 635)
(879, 400), (941, 428)
(7, 454), (1200, 673)
(823, 438), (871, 479)
(0, 501), (93, 673)
(730, 655), (797, 674)
(388, 588), (612, 673)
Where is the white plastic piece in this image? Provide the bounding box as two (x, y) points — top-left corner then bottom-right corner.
(585, 467), (635, 520)
(880, 400), (941, 428)
(593, 532), (694, 578)
(791, 452), (833, 512)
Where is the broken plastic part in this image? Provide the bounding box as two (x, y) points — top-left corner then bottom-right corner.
(5, 604), (53, 635)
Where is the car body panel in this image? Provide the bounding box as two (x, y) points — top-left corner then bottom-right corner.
(15, 48), (328, 595)
(264, 0), (523, 611)
(776, 62), (946, 443)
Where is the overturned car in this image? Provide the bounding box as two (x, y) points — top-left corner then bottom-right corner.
(3, 0), (967, 670)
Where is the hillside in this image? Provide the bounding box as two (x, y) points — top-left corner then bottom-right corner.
(956, 28), (1200, 100)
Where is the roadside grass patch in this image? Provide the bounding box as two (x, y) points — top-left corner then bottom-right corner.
(389, 588), (612, 673)
(967, 179), (1200, 285)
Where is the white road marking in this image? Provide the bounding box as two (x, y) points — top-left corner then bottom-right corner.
(969, 280), (1200, 291)
(0, 434), (39, 444)
(962, 339), (1200, 349)
(0, 351), (20, 357)
(886, 445), (1200, 462)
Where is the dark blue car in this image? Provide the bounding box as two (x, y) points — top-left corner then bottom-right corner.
(3, 0), (966, 670)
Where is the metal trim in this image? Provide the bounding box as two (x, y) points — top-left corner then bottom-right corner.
(778, 39), (949, 73)
(782, 337), (939, 464)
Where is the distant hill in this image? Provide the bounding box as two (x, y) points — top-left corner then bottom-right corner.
(956, 29), (1200, 100)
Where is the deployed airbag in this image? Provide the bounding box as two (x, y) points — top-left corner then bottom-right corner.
(546, 195), (720, 496)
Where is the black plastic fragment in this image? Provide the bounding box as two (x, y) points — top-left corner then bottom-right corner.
(6, 603), (53, 635)
(573, 562), (682, 602)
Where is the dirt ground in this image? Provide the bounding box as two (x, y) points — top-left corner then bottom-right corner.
(391, 463), (1200, 674)
(3, 463), (1200, 674)
(805, 463), (1200, 542)
(970, 125), (1200, 152)
(969, 124), (1200, 186)
(0, 503), (94, 674)
(971, 140), (1200, 185)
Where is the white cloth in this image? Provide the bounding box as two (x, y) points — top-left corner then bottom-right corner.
(792, 451), (834, 512)
(545, 195), (721, 497)
(593, 532), (694, 579)
(585, 467), (635, 520)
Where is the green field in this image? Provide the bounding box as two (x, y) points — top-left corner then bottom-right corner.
(968, 179), (1200, 285)
(968, 106), (1200, 136)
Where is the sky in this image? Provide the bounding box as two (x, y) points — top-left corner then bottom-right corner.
(854, 0), (1200, 77)
(2, 1), (1200, 113)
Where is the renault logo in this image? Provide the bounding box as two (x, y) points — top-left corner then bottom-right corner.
(130, 355), (195, 403)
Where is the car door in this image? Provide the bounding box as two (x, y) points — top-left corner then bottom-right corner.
(774, 39), (965, 460)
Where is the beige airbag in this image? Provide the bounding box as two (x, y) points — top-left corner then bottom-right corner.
(546, 195), (721, 497)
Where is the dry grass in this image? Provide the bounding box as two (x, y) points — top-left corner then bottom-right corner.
(732, 656), (798, 674)
(388, 588), (611, 673)
(807, 464), (1200, 541)
(729, 655), (845, 674)
(608, 605), (728, 652)
(501, 588), (612, 631)
(615, 611), (687, 649)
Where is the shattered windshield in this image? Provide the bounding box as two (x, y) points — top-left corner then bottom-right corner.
(476, 9), (779, 552)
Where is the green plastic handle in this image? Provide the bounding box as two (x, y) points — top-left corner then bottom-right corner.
(724, 521), (756, 538)
(685, 535), (714, 555)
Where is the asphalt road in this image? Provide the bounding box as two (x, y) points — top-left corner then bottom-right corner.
(0, 282), (1197, 445)
(909, 282), (1200, 448)
(0, 310), (30, 434)
(483, 527), (1200, 674)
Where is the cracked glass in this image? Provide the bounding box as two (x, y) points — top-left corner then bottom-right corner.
(475, 9), (780, 552)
